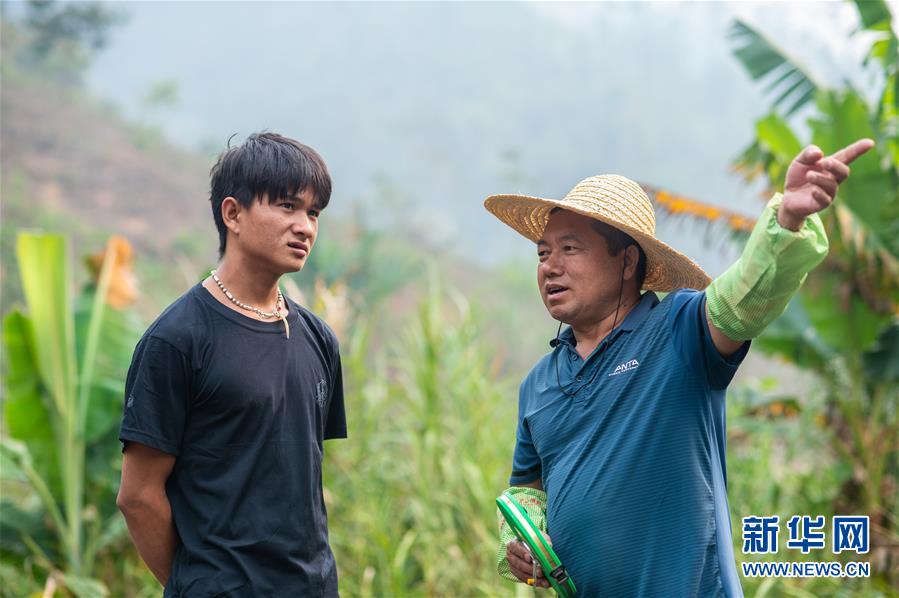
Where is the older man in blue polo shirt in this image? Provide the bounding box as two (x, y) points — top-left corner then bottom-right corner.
(485, 139), (874, 596)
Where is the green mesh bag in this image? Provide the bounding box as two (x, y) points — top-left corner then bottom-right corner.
(495, 487), (576, 597)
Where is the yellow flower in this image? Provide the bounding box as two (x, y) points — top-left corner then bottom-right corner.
(85, 236), (138, 309)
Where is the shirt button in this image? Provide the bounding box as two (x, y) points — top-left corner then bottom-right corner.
(576, 375), (583, 381)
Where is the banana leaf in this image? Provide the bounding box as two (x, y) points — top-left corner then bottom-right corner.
(728, 20), (821, 116)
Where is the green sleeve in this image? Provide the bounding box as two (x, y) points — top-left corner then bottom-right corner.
(706, 193), (829, 341)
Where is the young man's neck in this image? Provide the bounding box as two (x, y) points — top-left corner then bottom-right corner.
(208, 255), (283, 310)
(570, 291), (642, 359)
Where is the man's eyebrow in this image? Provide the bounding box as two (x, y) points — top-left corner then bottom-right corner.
(284, 191), (323, 209)
(537, 233), (582, 247)
(558, 233), (583, 243)
(538, 233), (583, 246)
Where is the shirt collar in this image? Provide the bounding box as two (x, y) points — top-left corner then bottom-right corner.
(549, 325), (576, 348)
(617, 291), (659, 332)
(549, 291), (659, 348)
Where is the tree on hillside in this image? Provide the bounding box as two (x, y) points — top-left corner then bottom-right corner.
(24, 0), (121, 56)
(5, 0), (125, 86)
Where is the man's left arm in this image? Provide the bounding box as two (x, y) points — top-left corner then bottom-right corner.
(705, 139), (875, 357)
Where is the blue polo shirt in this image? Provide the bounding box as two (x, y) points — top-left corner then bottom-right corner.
(510, 289), (749, 597)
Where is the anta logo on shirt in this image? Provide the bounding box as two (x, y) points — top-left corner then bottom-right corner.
(609, 358), (640, 377)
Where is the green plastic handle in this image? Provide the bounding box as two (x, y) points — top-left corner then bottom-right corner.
(496, 491), (577, 597)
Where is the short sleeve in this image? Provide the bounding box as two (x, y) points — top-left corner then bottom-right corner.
(323, 345), (347, 440)
(668, 289), (750, 391)
(509, 379), (542, 485)
(119, 335), (191, 455)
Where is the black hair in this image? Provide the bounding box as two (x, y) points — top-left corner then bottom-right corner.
(208, 132), (332, 258)
(590, 219), (648, 289)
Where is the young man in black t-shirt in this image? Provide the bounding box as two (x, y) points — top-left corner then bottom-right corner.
(116, 132), (347, 597)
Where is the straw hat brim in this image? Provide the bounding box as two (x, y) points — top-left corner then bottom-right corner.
(484, 193), (711, 292)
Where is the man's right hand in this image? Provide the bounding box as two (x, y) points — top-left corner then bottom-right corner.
(505, 537), (553, 589)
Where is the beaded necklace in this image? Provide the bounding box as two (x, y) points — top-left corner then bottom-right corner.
(211, 270), (290, 338)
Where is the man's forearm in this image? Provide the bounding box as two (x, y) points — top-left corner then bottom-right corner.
(706, 193), (829, 342)
(119, 494), (179, 586)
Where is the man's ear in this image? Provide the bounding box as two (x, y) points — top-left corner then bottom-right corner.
(623, 244), (640, 281)
(221, 197), (241, 235)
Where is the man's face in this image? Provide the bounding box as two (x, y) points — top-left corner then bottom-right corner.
(233, 187), (319, 275)
(537, 210), (624, 327)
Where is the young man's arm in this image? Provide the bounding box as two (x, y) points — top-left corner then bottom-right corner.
(117, 442), (178, 586)
(706, 139), (875, 357)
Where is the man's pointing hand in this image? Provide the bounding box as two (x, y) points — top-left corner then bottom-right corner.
(778, 138), (875, 231)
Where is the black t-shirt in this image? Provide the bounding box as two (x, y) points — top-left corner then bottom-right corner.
(119, 284), (347, 597)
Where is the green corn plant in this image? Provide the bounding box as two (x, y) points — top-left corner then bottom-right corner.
(1, 232), (141, 596)
(324, 270), (536, 596)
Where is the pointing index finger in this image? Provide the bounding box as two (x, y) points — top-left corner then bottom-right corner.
(830, 138), (875, 165)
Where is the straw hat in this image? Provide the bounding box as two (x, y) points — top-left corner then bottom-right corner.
(484, 174), (711, 292)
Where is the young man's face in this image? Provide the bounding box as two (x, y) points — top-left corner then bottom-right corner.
(537, 210), (626, 327)
(232, 187), (319, 275)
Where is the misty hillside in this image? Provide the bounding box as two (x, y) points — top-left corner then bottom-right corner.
(0, 21), (553, 367)
(83, 2), (866, 271)
(2, 2), (852, 377)
(2, 79), (210, 250)
(84, 1), (785, 270)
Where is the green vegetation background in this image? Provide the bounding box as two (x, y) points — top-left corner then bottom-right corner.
(1, 2), (896, 596)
